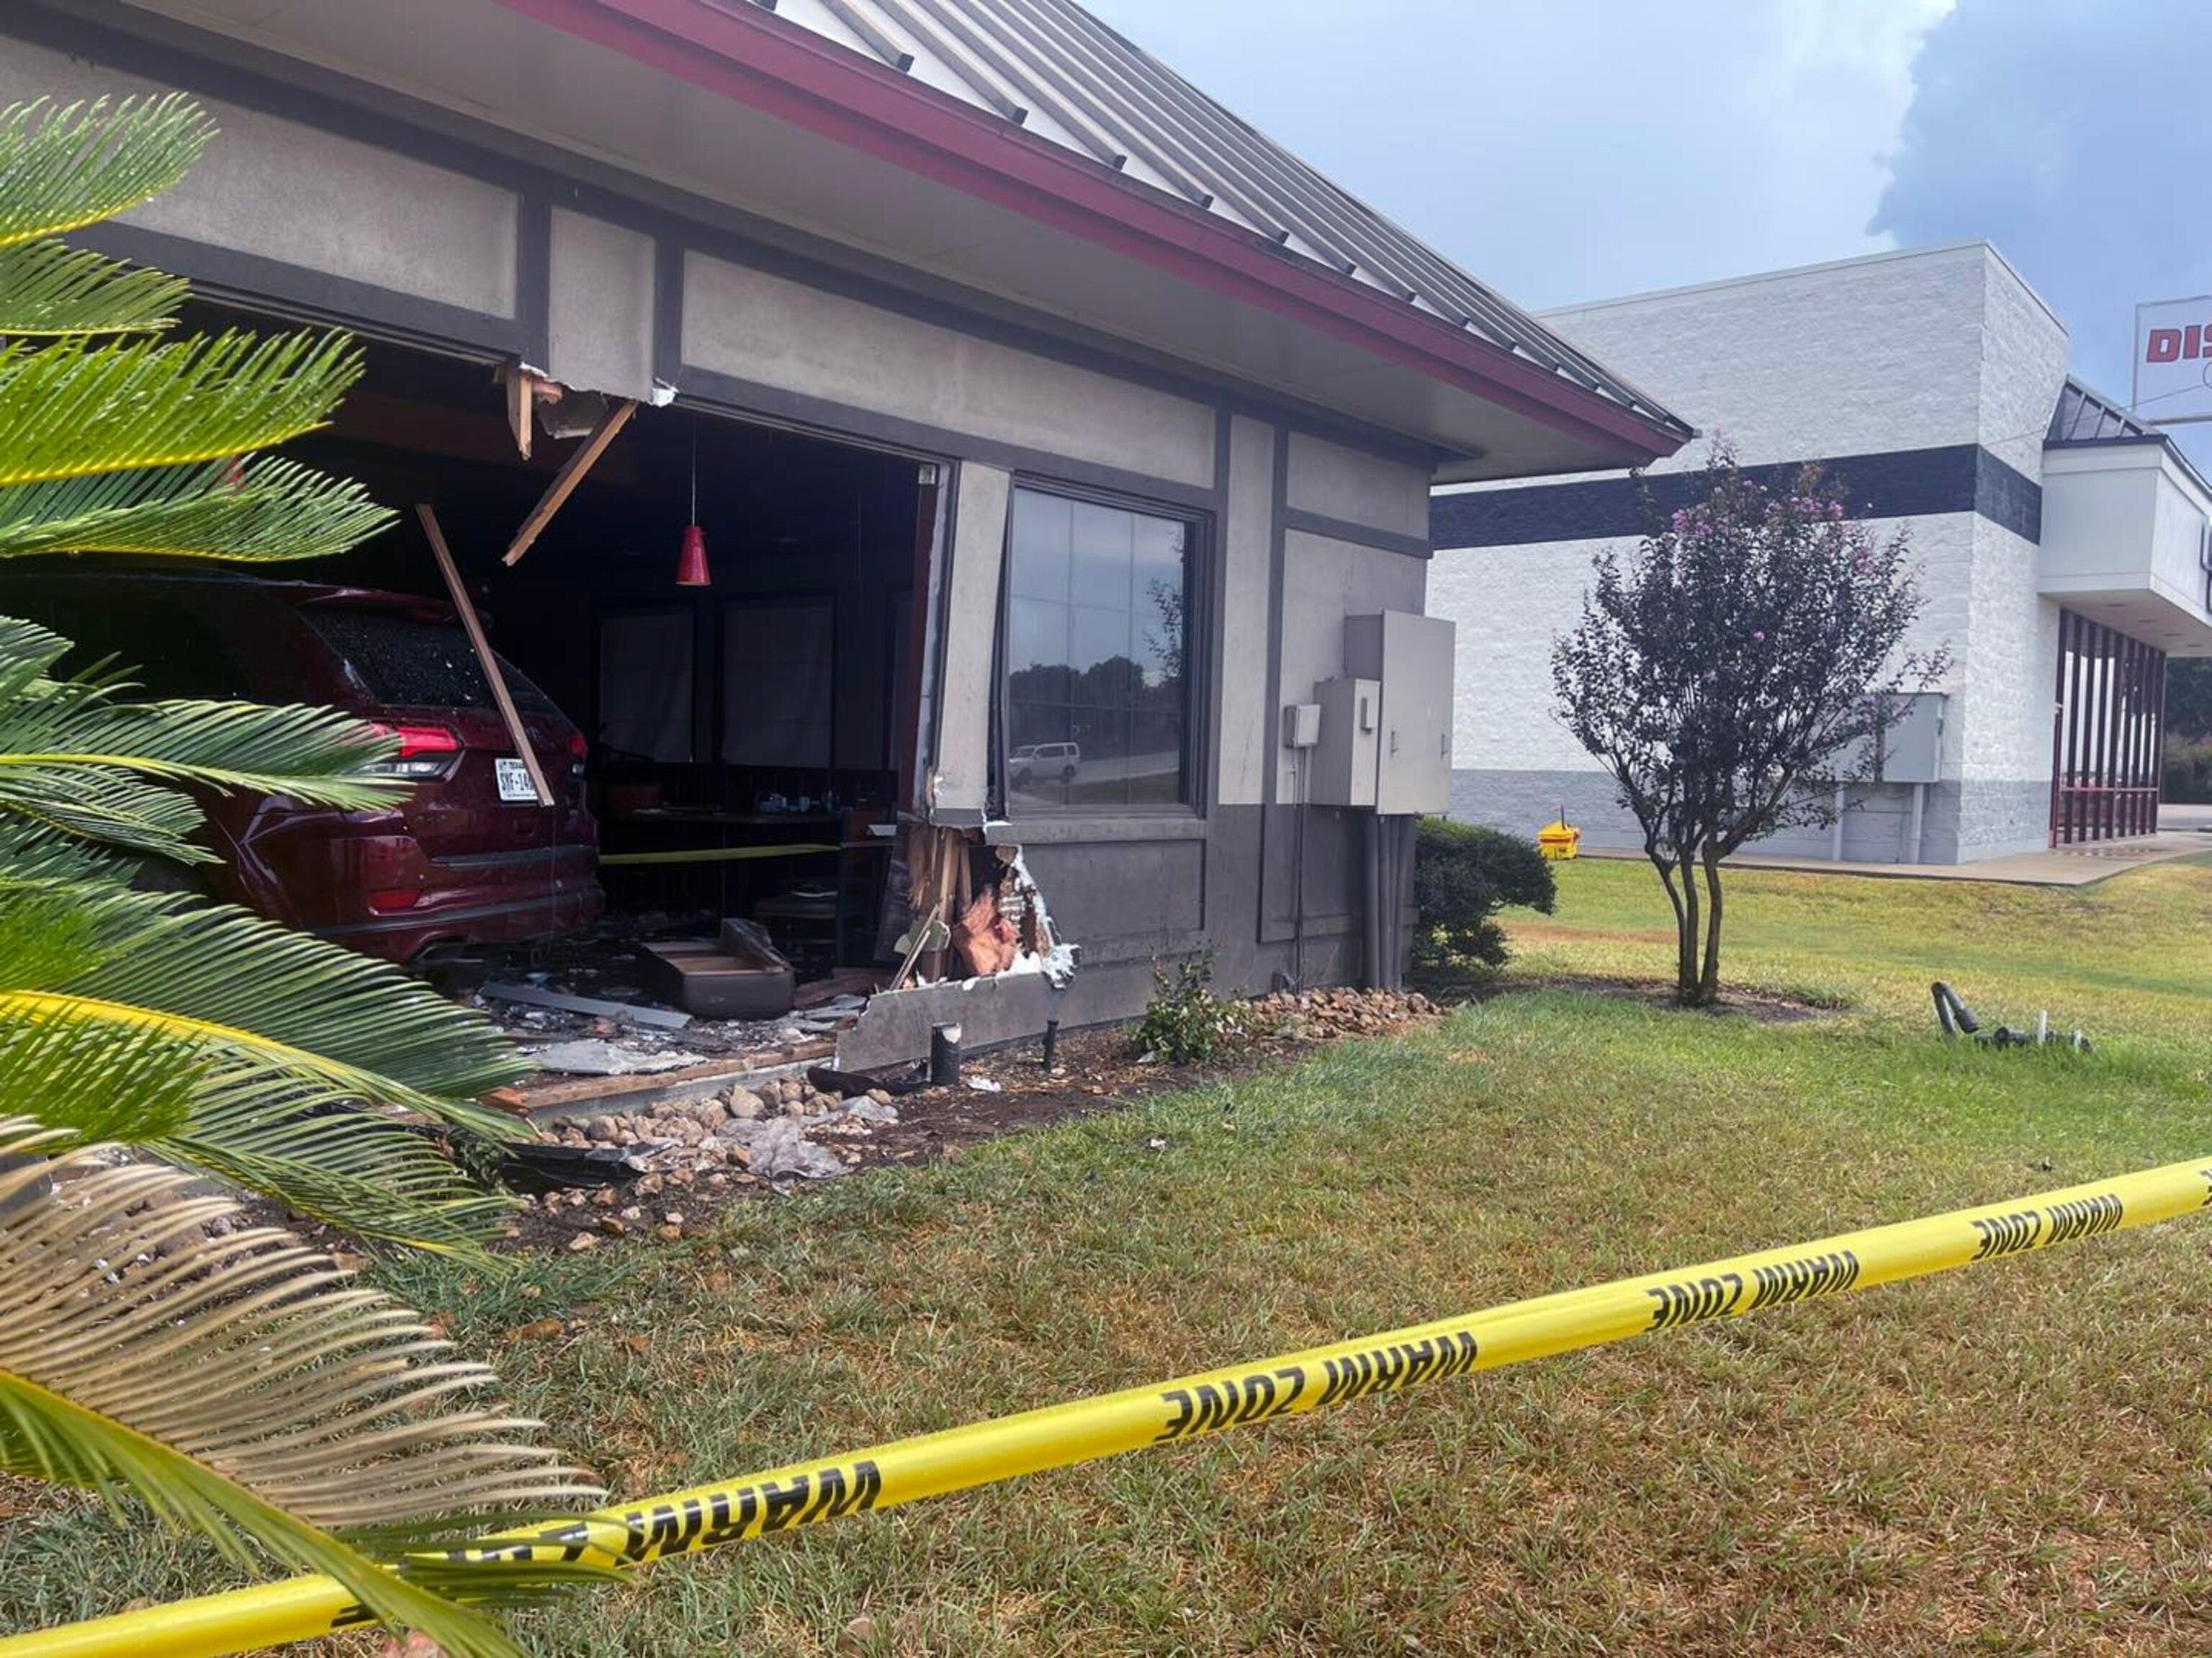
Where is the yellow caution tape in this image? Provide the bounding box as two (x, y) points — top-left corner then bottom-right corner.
(12, 1152), (2212, 1657)
(597, 842), (838, 866)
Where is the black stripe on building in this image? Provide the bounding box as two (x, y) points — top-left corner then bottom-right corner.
(1432, 444), (2041, 550)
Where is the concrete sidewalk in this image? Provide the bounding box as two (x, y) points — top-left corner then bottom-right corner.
(1581, 826), (2211, 889)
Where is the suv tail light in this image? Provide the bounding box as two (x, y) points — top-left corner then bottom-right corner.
(364, 722), (462, 781)
(568, 730), (588, 778)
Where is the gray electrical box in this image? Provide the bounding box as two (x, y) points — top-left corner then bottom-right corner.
(1877, 692), (1946, 784)
(1344, 611), (1455, 815)
(1308, 677), (1380, 807)
(1281, 702), (1321, 749)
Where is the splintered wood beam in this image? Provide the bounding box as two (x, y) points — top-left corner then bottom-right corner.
(500, 395), (637, 566)
(500, 362), (535, 461)
(417, 503), (555, 807)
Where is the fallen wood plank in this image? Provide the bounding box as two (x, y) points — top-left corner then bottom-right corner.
(503, 396), (637, 565)
(418, 503), (553, 807)
(513, 1039), (837, 1113)
(482, 980), (691, 1030)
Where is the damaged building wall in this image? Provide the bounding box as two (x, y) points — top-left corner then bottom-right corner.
(844, 422), (1434, 1065)
(547, 210), (658, 403)
(930, 464), (1012, 817)
(17, 4), (1443, 1065)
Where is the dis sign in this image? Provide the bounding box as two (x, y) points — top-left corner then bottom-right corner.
(2133, 295), (2212, 424)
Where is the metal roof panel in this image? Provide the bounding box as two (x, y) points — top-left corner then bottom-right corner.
(719, 0), (1687, 439)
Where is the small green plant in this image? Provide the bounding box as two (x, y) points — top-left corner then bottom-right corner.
(1136, 950), (1247, 1065)
(1411, 817), (1557, 980)
(2164, 732), (2212, 805)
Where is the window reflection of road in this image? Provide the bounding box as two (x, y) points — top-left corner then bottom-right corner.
(1012, 748), (1182, 807)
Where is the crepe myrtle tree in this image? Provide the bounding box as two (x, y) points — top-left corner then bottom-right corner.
(1551, 449), (1947, 1006)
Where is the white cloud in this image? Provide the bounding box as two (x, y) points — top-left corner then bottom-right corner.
(1084, 0), (1954, 309)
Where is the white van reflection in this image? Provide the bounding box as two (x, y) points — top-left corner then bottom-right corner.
(1010, 741), (1082, 786)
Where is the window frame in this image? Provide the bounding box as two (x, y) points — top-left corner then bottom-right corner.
(994, 478), (1210, 820)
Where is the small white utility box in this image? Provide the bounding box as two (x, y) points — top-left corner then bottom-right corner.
(1344, 611), (1455, 814)
(1876, 692), (1946, 784)
(1309, 678), (1380, 806)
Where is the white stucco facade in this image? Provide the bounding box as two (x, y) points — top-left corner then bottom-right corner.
(1433, 243), (2212, 865)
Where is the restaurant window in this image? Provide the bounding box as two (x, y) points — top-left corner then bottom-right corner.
(1004, 486), (1192, 811)
(721, 596), (835, 767)
(597, 609), (693, 761)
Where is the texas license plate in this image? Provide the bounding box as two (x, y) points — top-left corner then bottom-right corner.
(495, 758), (539, 802)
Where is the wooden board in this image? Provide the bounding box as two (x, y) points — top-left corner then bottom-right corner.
(416, 503), (554, 807)
(503, 397), (637, 565)
(495, 1039), (837, 1115)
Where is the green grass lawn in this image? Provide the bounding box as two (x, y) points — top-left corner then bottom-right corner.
(11, 855), (2212, 1654)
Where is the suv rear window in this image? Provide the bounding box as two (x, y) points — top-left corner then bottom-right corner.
(300, 608), (554, 714)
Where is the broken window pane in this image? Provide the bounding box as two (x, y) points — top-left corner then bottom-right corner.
(302, 606), (557, 715)
(1004, 488), (1190, 812)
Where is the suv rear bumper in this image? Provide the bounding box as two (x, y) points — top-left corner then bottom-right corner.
(317, 884), (605, 958)
(225, 818), (604, 961)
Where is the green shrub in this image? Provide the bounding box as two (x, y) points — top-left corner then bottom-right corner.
(1135, 950), (1248, 1065)
(1411, 817), (1556, 977)
(2164, 733), (2212, 805)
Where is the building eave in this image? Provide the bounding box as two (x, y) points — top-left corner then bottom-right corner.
(494, 0), (1690, 470)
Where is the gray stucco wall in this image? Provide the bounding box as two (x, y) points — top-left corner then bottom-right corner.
(680, 253), (1218, 491)
(3, 37), (520, 324)
(547, 209), (657, 400)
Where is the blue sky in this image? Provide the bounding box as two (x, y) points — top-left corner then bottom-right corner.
(1085, 0), (2211, 444)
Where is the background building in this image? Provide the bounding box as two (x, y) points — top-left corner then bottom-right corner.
(1433, 242), (2212, 866)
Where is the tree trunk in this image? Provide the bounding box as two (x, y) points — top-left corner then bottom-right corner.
(1673, 850), (1702, 1004)
(1650, 851), (1689, 993)
(1695, 846), (1726, 1005)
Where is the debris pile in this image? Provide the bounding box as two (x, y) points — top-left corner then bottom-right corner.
(1245, 987), (1442, 1042)
(523, 1073), (904, 1243)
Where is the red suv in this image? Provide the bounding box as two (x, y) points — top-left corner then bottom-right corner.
(0, 569), (603, 961)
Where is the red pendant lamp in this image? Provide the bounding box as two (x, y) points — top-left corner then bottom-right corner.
(676, 424), (712, 586)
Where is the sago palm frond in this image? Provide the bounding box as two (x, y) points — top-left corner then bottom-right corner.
(0, 885), (521, 1120)
(0, 618), (400, 861)
(0, 95), (212, 250)
(0, 1013), (199, 1143)
(46, 885), (530, 1108)
(0, 895), (510, 1260)
(0, 1119), (606, 1657)
(0, 238), (186, 335)
(0, 328), (365, 488)
(0, 694), (400, 805)
(0, 758), (210, 861)
(157, 1106), (518, 1263)
(0, 884), (522, 1258)
(0, 454), (395, 560)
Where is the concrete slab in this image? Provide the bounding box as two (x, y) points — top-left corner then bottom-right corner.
(1578, 833), (2210, 888)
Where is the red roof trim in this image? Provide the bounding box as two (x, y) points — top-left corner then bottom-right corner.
(495, 0), (1683, 463)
